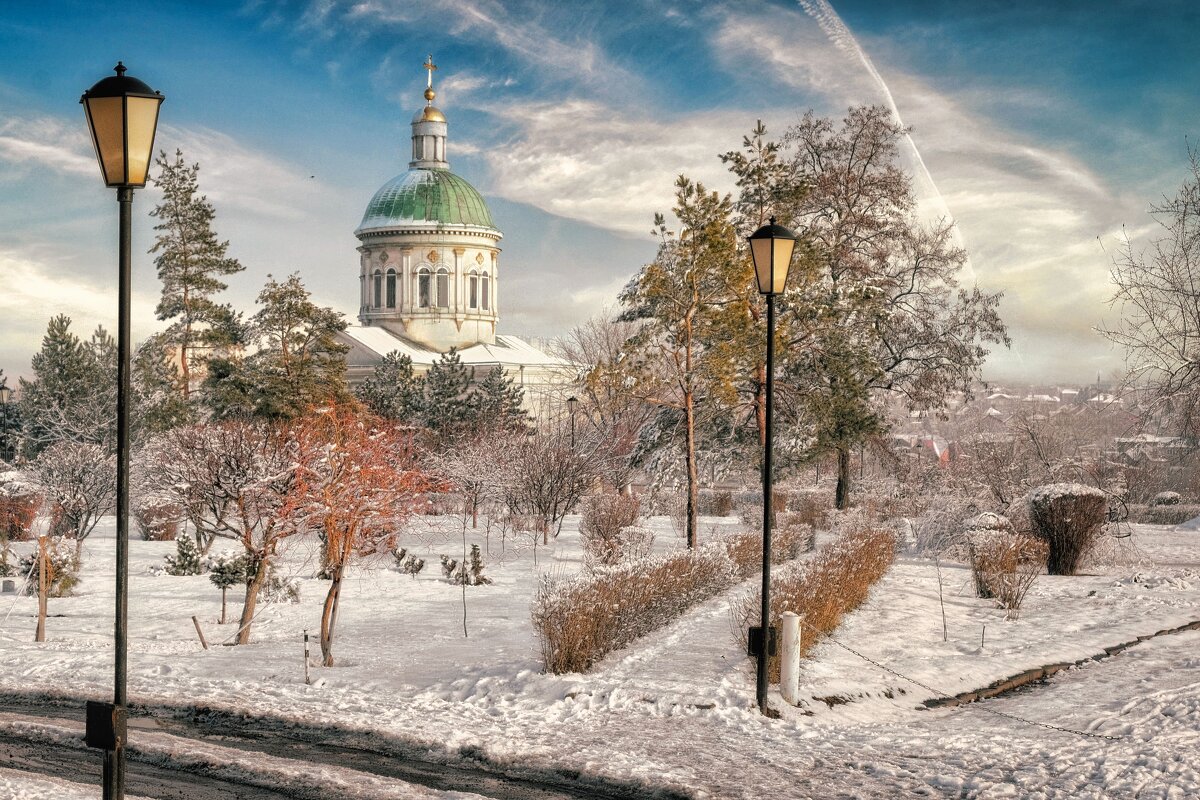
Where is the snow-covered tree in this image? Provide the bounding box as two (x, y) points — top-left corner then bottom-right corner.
(30, 441), (115, 551)
(206, 552), (249, 623)
(164, 535), (204, 576)
(355, 351), (424, 421)
(286, 406), (429, 666)
(143, 420), (297, 643)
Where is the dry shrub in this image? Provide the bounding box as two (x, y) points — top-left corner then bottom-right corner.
(579, 492), (641, 566)
(0, 493), (41, 541)
(698, 490), (735, 517)
(133, 502), (182, 541)
(910, 494), (984, 555)
(1148, 504), (1200, 526)
(967, 533), (1047, 617)
(731, 527), (896, 680)
(532, 545), (736, 674)
(1028, 483), (1108, 575)
(786, 491), (828, 529)
(720, 520), (813, 580)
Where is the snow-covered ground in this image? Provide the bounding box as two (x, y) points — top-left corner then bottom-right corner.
(1, 513), (1197, 797)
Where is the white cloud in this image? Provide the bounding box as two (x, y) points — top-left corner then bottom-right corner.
(0, 114), (96, 178)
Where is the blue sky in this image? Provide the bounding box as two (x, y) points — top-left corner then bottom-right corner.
(1, 0), (1198, 385)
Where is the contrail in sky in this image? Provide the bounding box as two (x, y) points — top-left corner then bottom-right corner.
(798, 0), (977, 282)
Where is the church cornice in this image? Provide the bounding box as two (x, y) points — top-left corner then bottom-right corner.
(356, 226), (502, 242)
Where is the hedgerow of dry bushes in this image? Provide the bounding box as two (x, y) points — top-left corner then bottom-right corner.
(532, 521), (815, 674)
(731, 527), (896, 680)
(1028, 483), (1107, 575)
(532, 545), (736, 674)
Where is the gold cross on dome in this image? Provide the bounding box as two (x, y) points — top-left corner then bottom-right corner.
(423, 55), (437, 88)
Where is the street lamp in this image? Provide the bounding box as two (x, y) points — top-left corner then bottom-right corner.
(80, 62), (164, 800)
(567, 395), (578, 448)
(747, 216), (797, 716)
(0, 385), (12, 463)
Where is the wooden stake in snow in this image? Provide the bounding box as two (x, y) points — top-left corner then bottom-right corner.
(191, 615), (208, 650)
(34, 534), (48, 643)
(780, 612), (802, 705)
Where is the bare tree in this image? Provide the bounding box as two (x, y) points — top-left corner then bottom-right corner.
(504, 421), (599, 545)
(1102, 150), (1200, 445)
(287, 407), (428, 666)
(143, 421), (296, 644)
(30, 441), (115, 553)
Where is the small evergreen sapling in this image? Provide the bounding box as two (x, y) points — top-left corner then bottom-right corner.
(164, 536), (204, 576)
(402, 555), (425, 579)
(206, 552), (248, 623)
(440, 554), (458, 580)
(391, 547), (408, 569)
(467, 544), (491, 586)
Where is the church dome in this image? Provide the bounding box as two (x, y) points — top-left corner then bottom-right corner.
(357, 169), (497, 234)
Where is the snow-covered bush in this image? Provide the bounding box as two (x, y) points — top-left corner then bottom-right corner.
(909, 494), (985, 555)
(401, 554), (425, 579)
(1149, 503), (1200, 526)
(1028, 483), (1108, 575)
(579, 492), (641, 566)
(19, 538), (80, 598)
(697, 489), (734, 517)
(967, 532), (1046, 617)
(731, 527), (895, 679)
(532, 545), (737, 674)
(32, 441), (115, 543)
(1151, 491), (1182, 507)
(133, 501), (182, 541)
(721, 521), (813, 580)
(164, 535), (204, 576)
(0, 477), (41, 543)
(261, 571), (301, 604)
(439, 554), (458, 580)
(391, 547), (408, 569)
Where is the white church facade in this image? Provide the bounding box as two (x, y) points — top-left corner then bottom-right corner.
(336, 58), (572, 417)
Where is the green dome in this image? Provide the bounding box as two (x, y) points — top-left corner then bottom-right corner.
(357, 169), (497, 234)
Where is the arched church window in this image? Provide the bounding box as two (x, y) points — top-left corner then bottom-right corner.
(386, 268), (397, 309)
(373, 270), (383, 308)
(418, 267), (432, 308)
(436, 267), (449, 309)
(481, 271), (490, 310)
(468, 270), (479, 309)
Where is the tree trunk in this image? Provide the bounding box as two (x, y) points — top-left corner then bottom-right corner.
(684, 388), (698, 549)
(236, 559), (270, 645)
(34, 536), (47, 643)
(220, 586), (226, 624)
(320, 565), (343, 667)
(754, 361), (767, 450)
(835, 446), (851, 510)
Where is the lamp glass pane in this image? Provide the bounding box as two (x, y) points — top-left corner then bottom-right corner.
(125, 96), (162, 186)
(750, 236), (774, 294)
(771, 237), (796, 294)
(85, 96), (125, 186)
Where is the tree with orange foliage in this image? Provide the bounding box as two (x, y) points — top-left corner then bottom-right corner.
(288, 406), (429, 666)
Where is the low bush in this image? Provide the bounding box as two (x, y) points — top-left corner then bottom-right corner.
(134, 502), (182, 541)
(18, 538), (81, 598)
(1144, 504), (1200, 526)
(532, 545), (736, 674)
(0, 493), (41, 542)
(731, 527), (896, 680)
(697, 489), (735, 517)
(164, 536), (204, 576)
(579, 492), (642, 566)
(721, 520), (814, 580)
(1150, 491), (1182, 507)
(967, 532), (1047, 617)
(261, 570), (301, 604)
(1028, 483), (1108, 575)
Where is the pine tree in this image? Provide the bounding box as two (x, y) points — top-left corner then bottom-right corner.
(206, 552), (249, 623)
(133, 334), (194, 436)
(466, 543), (491, 585)
(356, 351), (424, 422)
(203, 273), (350, 419)
(149, 150), (245, 398)
(164, 535), (204, 576)
(0, 371), (20, 463)
(423, 349), (472, 438)
(470, 367), (528, 434)
(19, 316), (114, 456)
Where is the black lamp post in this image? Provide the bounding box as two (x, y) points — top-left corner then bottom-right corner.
(567, 395), (578, 448)
(0, 385), (12, 463)
(747, 216), (797, 716)
(80, 62), (163, 800)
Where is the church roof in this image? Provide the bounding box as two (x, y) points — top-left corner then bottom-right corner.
(340, 325), (570, 369)
(357, 169), (497, 235)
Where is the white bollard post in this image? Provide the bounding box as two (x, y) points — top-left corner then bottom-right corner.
(780, 611), (801, 706)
